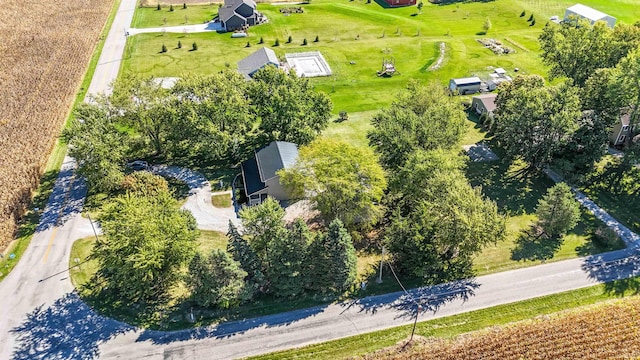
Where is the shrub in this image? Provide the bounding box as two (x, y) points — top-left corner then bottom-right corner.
(528, 13), (533, 22)
(592, 226), (622, 249)
(161, 44), (167, 52)
(121, 171), (169, 196)
(183, 2), (187, 8)
(302, 38), (308, 45)
(169, 4), (174, 11)
(520, 10), (525, 17)
(157, 3), (161, 10)
(258, 37), (264, 44)
(338, 111), (348, 122)
(192, 42), (198, 50)
(314, 35), (319, 42)
(246, 41), (251, 47)
(177, 40), (182, 49)
(274, 39), (280, 46)
(287, 35), (292, 43)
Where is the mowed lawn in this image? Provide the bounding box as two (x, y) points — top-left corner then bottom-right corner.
(123, 0), (546, 112)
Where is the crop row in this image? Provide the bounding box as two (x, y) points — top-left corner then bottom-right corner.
(362, 298), (640, 359)
(0, 0), (113, 250)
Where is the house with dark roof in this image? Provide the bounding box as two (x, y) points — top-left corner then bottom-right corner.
(471, 93), (497, 119)
(237, 47), (279, 79)
(217, 0), (264, 32)
(240, 141), (299, 206)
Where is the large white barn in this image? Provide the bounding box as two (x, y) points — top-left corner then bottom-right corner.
(564, 4), (616, 28)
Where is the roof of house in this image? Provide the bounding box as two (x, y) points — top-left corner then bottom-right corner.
(219, 0), (256, 22)
(566, 4), (611, 21)
(621, 112), (631, 126)
(472, 93), (497, 113)
(255, 141), (299, 182)
(241, 156), (266, 195)
(238, 47), (279, 78)
(451, 77), (482, 85)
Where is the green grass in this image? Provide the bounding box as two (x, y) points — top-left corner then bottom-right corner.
(251, 282), (640, 360)
(321, 110), (376, 148)
(132, 4), (219, 28)
(211, 193), (232, 208)
(466, 153), (625, 275)
(198, 230), (228, 253)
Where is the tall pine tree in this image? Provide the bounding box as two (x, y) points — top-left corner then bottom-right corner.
(267, 218), (311, 298)
(227, 221), (265, 294)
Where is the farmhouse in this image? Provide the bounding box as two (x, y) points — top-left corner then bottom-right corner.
(449, 77), (482, 95)
(609, 112), (632, 146)
(238, 47), (280, 79)
(471, 93), (497, 119)
(240, 141), (299, 206)
(382, 0), (416, 7)
(564, 4), (616, 28)
(217, 0), (264, 32)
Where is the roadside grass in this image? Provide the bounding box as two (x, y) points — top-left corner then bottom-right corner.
(131, 4), (218, 28)
(211, 193), (232, 208)
(250, 282), (640, 360)
(122, 0), (550, 112)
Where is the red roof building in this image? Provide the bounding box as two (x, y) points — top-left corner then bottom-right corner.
(383, 0), (416, 7)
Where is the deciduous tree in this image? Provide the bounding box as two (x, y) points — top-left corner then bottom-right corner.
(279, 139), (387, 231)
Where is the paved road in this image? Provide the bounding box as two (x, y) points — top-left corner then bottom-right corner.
(86, 0), (137, 97)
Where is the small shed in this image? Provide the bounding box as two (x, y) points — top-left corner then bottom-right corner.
(449, 77), (482, 95)
(564, 4), (616, 28)
(471, 93), (497, 118)
(240, 141), (299, 206)
(237, 47), (279, 79)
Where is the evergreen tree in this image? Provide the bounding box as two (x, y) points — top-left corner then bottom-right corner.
(287, 35), (292, 43)
(306, 219), (357, 293)
(535, 183), (581, 239)
(169, 4), (174, 11)
(259, 37), (264, 44)
(314, 35), (319, 42)
(157, 3), (161, 10)
(267, 218), (311, 298)
(192, 42), (198, 50)
(177, 40), (182, 49)
(183, 2), (187, 9)
(274, 38), (280, 46)
(226, 221), (265, 293)
(302, 38), (308, 45)
(161, 44), (167, 53)
(188, 250), (248, 308)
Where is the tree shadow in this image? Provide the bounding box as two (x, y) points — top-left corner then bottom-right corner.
(581, 249), (640, 296)
(339, 278), (479, 320)
(10, 292), (133, 360)
(135, 303), (327, 344)
(36, 167), (87, 233)
(510, 227), (562, 262)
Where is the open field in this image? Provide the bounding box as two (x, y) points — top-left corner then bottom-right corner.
(358, 297), (640, 359)
(0, 0), (115, 252)
(252, 282), (640, 359)
(132, 4), (219, 28)
(121, 0), (640, 112)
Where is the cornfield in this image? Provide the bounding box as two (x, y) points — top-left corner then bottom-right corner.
(0, 0), (113, 251)
(360, 298), (640, 360)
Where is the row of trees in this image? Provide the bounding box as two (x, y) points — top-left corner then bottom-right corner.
(65, 67), (333, 193)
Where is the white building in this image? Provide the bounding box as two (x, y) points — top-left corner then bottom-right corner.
(564, 4), (616, 28)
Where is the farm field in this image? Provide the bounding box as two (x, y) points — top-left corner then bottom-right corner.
(357, 297), (640, 359)
(121, 0), (640, 113)
(0, 0), (115, 252)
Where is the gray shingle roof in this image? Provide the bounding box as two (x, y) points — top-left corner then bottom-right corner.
(255, 141), (299, 181)
(237, 47), (279, 78)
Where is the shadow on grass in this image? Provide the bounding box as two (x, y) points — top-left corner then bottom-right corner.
(465, 155), (553, 215)
(11, 292), (133, 360)
(510, 227), (562, 262)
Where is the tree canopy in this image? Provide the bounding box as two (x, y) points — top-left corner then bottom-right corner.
(188, 249), (249, 309)
(535, 183), (581, 239)
(368, 81), (467, 170)
(279, 138), (387, 230)
(92, 190), (199, 303)
(494, 75), (582, 172)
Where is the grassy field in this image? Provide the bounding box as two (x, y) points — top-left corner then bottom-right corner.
(251, 280), (640, 359)
(132, 4), (219, 27)
(211, 193), (232, 208)
(121, 0), (640, 112)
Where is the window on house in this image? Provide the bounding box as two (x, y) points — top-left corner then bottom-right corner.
(622, 125), (630, 132)
(619, 135), (626, 143)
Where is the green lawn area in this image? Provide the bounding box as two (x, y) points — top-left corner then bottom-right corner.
(121, 0), (640, 113)
(211, 193), (232, 208)
(252, 281), (640, 359)
(132, 4), (219, 28)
